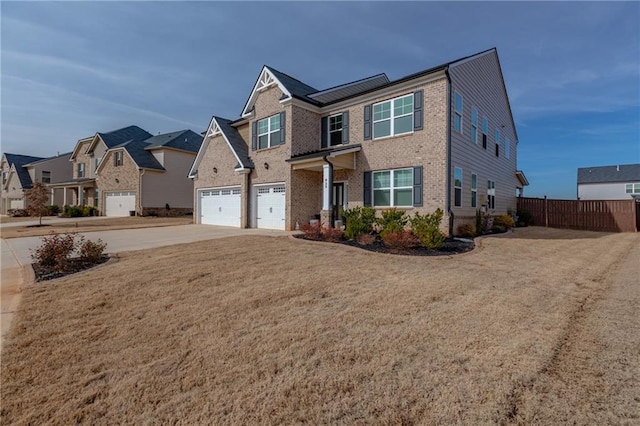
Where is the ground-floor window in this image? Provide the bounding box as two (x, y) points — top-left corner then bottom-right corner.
(471, 173), (477, 208)
(487, 180), (496, 209)
(373, 168), (413, 207)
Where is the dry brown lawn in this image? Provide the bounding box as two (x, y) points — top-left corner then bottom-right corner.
(0, 216), (192, 239)
(1, 227), (638, 424)
(0, 216), (49, 224)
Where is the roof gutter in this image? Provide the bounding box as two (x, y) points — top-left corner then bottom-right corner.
(445, 67), (454, 237)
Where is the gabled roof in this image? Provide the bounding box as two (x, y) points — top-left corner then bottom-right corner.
(189, 116), (254, 178)
(577, 164), (640, 184)
(98, 125), (153, 149)
(143, 130), (203, 153)
(23, 152), (73, 167)
(110, 140), (165, 171)
(308, 74), (390, 104)
(3, 153), (45, 189)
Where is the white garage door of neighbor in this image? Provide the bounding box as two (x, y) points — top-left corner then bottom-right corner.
(255, 185), (286, 230)
(200, 187), (241, 227)
(10, 199), (24, 210)
(105, 192), (136, 217)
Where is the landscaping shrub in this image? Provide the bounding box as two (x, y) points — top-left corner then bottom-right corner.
(78, 238), (107, 263)
(301, 222), (323, 240)
(456, 223), (476, 238)
(30, 232), (77, 273)
(516, 209), (532, 227)
(493, 214), (515, 230)
(411, 209), (446, 249)
(63, 205), (84, 217)
(343, 206), (376, 240)
(381, 230), (418, 250)
(492, 225), (507, 233)
(46, 205), (60, 216)
(475, 209), (483, 235)
(355, 234), (376, 245)
(8, 209), (28, 217)
(321, 227), (344, 243)
(376, 208), (408, 239)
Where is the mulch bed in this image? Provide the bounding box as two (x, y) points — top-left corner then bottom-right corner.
(32, 256), (110, 282)
(294, 234), (474, 256)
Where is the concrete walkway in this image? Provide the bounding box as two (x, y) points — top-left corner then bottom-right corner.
(0, 224), (290, 350)
(0, 216), (107, 229)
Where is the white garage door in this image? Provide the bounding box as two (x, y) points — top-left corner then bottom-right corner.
(255, 185), (286, 230)
(10, 199), (24, 210)
(105, 192), (136, 217)
(200, 187), (241, 227)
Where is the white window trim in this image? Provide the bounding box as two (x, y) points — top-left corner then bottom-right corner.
(329, 113), (343, 147)
(115, 151), (123, 166)
(488, 179), (496, 209)
(471, 173), (477, 208)
(373, 168), (413, 207)
(454, 92), (463, 134)
(257, 114), (281, 149)
(78, 163), (85, 178)
(372, 94), (414, 139)
(626, 183), (640, 194)
(471, 107), (478, 144)
(454, 167), (463, 207)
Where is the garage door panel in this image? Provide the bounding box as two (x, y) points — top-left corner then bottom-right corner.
(200, 187), (241, 227)
(105, 192), (135, 217)
(255, 185), (286, 230)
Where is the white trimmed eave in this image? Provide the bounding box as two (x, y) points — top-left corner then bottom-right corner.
(188, 117), (246, 178)
(241, 66), (292, 118)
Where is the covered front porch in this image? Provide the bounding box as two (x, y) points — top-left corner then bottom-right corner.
(287, 144), (361, 227)
(48, 178), (97, 210)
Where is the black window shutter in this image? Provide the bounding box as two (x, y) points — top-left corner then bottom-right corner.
(495, 143), (499, 157)
(482, 134), (487, 149)
(363, 171), (372, 206)
(413, 90), (423, 131)
(321, 117), (328, 148)
(342, 111), (349, 144)
(363, 104), (372, 140)
(413, 166), (423, 207)
(280, 112), (286, 144)
(251, 121), (257, 151)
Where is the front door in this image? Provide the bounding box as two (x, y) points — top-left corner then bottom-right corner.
(332, 182), (345, 226)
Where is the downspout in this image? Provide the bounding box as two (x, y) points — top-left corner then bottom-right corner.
(138, 168), (145, 216)
(322, 154), (334, 227)
(445, 67), (454, 237)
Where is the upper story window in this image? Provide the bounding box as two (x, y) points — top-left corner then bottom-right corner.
(625, 183), (640, 194)
(470, 107), (478, 144)
(481, 117), (488, 148)
(77, 163), (85, 178)
(471, 173), (477, 208)
(454, 92), (463, 133)
(41, 171), (51, 184)
(505, 137), (511, 159)
(454, 167), (463, 207)
(95, 157), (102, 171)
(329, 114), (343, 146)
(373, 168), (413, 207)
(487, 180), (496, 209)
(495, 130), (501, 157)
(2, 171), (8, 184)
(373, 94), (413, 139)
(114, 151), (123, 167)
(258, 114), (282, 149)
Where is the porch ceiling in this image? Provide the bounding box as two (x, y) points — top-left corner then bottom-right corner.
(288, 145), (361, 172)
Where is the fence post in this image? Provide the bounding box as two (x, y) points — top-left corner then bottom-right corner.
(544, 196), (548, 227)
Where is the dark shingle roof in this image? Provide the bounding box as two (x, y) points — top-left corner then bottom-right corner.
(112, 140), (164, 171)
(143, 130), (203, 153)
(4, 153), (45, 189)
(98, 125), (153, 148)
(23, 152), (73, 166)
(577, 164), (640, 184)
(266, 67), (320, 103)
(214, 117), (254, 169)
(308, 74), (390, 104)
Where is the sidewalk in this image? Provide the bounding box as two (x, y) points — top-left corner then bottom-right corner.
(0, 215), (106, 229)
(0, 238), (27, 352)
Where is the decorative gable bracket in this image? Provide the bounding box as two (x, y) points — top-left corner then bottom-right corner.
(241, 66), (292, 118)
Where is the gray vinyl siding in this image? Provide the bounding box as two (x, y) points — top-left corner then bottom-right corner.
(578, 182), (640, 200)
(448, 50), (519, 217)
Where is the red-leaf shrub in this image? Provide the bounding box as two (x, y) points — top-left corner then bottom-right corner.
(30, 232), (77, 273)
(301, 222), (323, 240)
(456, 223), (476, 238)
(79, 238), (107, 263)
(355, 234), (376, 245)
(322, 227), (344, 242)
(381, 230), (419, 250)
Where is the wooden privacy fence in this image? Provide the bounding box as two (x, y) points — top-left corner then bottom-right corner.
(517, 197), (638, 232)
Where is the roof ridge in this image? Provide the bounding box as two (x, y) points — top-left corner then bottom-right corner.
(265, 65), (317, 90)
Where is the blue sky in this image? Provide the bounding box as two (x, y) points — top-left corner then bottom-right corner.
(2, 1), (638, 199)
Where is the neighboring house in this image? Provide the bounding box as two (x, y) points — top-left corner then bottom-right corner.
(577, 164), (640, 200)
(1, 153), (44, 214)
(1, 152), (73, 214)
(49, 125), (153, 212)
(96, 129), (203, 216)
(190, 47), (527, 233)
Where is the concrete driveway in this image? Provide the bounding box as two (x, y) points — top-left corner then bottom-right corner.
(1, 224), (290, 351)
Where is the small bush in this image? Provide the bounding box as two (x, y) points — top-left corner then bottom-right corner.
(63, 205), (84, 217)
(321, 227), (344, 243)
(30, 232), (77, 273)
(475, 209), (483, 235)
(411, 209), (446, 249)
(516, 210), (532, 227)
(355, 234), (376, 245)
(381, 230), (418, 250)
(456, 223), (476, 238)
(8, 209), (28, 217)
(376, 208), (408, 239)
(46, 205), (60, 216)
(301, 222), (323, 240)
(492, 225), (507, 234)
(493, 214), (515, 230)
(78, 238), (107, 263)
(343, 206), (376, 240)
(82, 206), (98, 217)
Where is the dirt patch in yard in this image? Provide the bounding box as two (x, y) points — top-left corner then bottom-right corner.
(0, 216), (192, 238)
(1, 227), (638, 424)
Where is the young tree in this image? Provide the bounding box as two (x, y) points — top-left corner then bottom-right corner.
(25, 182), (50, 226)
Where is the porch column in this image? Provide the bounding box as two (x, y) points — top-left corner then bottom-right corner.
(78, 185), (82, 205)
(50, 188), (54, 206)
(63, 187), (67, 206)
(322, 163), (332, 211)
